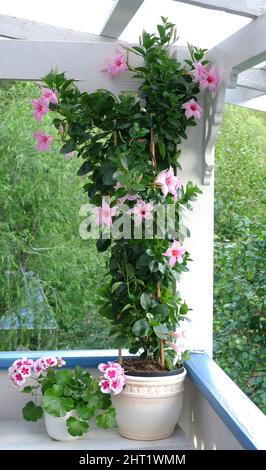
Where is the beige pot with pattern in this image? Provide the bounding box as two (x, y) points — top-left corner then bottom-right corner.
(111, 368), (187, 440)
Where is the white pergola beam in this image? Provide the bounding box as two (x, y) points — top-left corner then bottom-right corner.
(0, 39), (188, 96)
(0, 14), (114, 42)
(173, 0), (266, 19)
(226, 86), (266, 111)
(100, 0), (144, 38)
(237, 68), (266, 93)
(207, 12), (266, 81)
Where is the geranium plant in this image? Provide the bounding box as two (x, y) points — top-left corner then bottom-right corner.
(9, 356), (116, 436)
(31, 18), (218, 372)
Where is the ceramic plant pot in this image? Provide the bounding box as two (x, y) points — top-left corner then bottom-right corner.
(112, 367), (187, 440)
(44, 411), (80, 441)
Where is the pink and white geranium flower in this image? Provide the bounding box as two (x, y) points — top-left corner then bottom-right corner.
(109, 376), (125, 395)
(8, 355), (66, 386)
(34, 130), (53, 152)
(33, 359), (43, 376)
(98, 361), (126, 395)
(199, 66), (219, 93)
(100, 379), (111, 394)
(131, 200), (154, 227)
(102, 52), (128, 78)
(182, 99), (202, 120)
(40, 87), (58, 105)
(94, 199), (117, 228)
(163, 240), (186, 268)
(155, 167), (181, 201)
(32, 97), (49, 122)
(10, 371), (26, 387)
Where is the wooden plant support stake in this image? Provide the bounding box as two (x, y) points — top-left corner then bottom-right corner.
(156, 281), (165, 369)
(149, 113), (157, 167)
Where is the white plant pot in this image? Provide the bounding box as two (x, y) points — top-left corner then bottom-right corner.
(44, 411), (80, 441)
(112, 368), (187, 440)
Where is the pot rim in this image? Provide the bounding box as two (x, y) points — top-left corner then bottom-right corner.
(124, 366), (186, 379)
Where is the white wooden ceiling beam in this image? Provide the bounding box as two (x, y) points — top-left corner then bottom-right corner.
(0, 14), (114, 42)
(225, 86), (266, 111)
(173, 0), (266, 19)
(100, 0), (144, 38)
(237, 68), (266, 93)
(207, 12), (266, 82)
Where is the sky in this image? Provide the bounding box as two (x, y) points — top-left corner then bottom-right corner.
(0, 0), (251, 48)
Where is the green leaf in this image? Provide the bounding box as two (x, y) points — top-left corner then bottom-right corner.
(111, 282), (124, 293)
(131, 183), (145, 192)
(96, 238), (111, 252)
(180, 303), (189, 315)
(96, 407), (116, 429)
(136, 253), (150, 267)
(77, 160), (93, 176)
(66, 416), (89, 437)
(121, 303), (132, 312)
(132, 318), (149, 337)
(158, 142), (166, 158)
(76, 403), (95, 420)
(60, 142), (73, 155)
(140, 292), (151, 310)
(113, 335), (129, 348)
(22, 386), (33, 393)
(22, 401), (43, 422)
(55, 369), (73, 386)
(43, 388), (74, 417)
(153, 324), (169, 340)
(152, 304), (169, 317)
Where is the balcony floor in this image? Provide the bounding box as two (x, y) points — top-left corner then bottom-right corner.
(0, 420), (194, 450)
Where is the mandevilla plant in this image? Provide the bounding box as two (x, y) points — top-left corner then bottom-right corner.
(8, 356), (116, 436)
(31, 18), (218, 371)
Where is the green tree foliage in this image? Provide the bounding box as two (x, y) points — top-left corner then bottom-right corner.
(0, 81), (111, 350)
(214, 105), (266, 413)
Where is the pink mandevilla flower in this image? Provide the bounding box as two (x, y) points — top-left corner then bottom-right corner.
(163, 240), (185, 268)
(192, 62), (208, 81)
(34, 130), (53, 152)
(118, 194), (138, 204)
(103, 53), (128, 78)
(40, 87), (58, 104)
(131, 200), (154, 227)
(94, 200), (117, 228)
(167, 341), (181, 355)
(199, 66), (219, 93)
(155, 166), (181, 201)
(182, 99), (202, 120)
(171, 327), (187, 341)
(32, 97), (49, 122)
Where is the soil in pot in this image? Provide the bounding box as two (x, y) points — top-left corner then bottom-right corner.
(122, 357), (184, 377)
